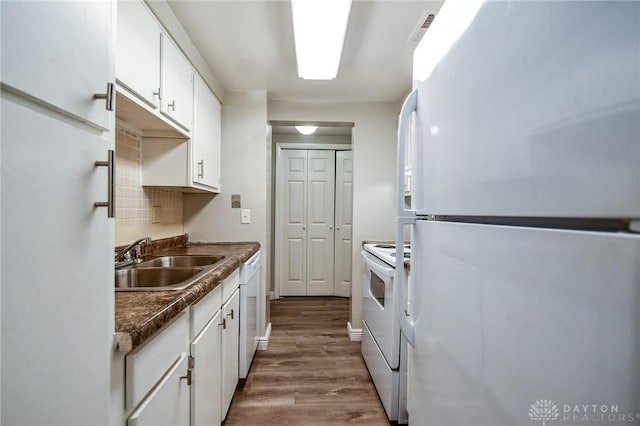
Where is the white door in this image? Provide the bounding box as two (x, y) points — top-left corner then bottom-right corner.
(411, 1), (640, 218)
(221, 289), (240, 420)
(116, 0), (161, 108)
(192, 74), (221, 191)
(128, 354), (191, 426)
(161, 33), (194, 131)
(408, 220), (640, 425)
(1, 0), (115, 131)
(1, 2), (115, 424)
(281, 149), (308, 296)
(190, 310), (222, 426)
(334, 151), (353, 297)
(306, 150), (336, 296)
(280, 150), (335, 296)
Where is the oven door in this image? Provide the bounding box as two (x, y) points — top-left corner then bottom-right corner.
(362, 251), (400, 369)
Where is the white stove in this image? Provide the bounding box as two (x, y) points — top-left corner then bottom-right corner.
(363, 243), (411, 268)
(361, 241), (411, 423)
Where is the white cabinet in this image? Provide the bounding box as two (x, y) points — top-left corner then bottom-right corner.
(128, 354), (191, 426)
(116, 0), (161, 108)
(116, 0), (193, 132)
(221, 288), (240, 420)
(190, 310), (223, 426)
(161, 34), (194, 131)
(1, 2), (115, 424)
(1, 0), (115, 131)
(192, 75), (222, 191)
(126, 313), (190, 426)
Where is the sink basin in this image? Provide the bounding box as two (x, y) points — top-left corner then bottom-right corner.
(137, 255), (225, 268)
(115, 267), (205, 291)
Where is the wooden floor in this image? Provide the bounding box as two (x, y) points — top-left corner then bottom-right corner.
(223, 297), (391, 426)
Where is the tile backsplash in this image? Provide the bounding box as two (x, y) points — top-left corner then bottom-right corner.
(115, 126), (184, 244)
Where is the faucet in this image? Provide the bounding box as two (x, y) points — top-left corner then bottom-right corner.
(115, 237), (151, 269)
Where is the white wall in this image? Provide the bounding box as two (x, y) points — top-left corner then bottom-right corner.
(269, 99), (398, 329)
(184, 90), (269, 331)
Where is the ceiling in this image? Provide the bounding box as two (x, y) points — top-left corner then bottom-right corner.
(166, 0), (444, 103)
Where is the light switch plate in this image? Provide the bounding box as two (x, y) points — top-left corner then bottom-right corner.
(241, 209), (251, 224)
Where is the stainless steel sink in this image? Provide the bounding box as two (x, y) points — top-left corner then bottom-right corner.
(115, 255), (226, 291)
(137, 255), (225, 268)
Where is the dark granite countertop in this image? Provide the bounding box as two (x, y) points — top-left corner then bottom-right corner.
(114, 240), (259, 353)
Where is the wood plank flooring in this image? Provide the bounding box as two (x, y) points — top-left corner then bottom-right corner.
(223, 297), (391, 426)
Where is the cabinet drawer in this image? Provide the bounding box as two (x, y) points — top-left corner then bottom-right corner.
(222, 270), (240, 303)
(127, 352), (190, 426)
(126, 311), (188, 409)
(191, 285), (222, 338)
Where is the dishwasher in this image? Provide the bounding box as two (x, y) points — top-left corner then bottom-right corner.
(239, 249), (261, 378)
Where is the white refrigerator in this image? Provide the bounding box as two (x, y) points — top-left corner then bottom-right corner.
(395, 1), (640, 425)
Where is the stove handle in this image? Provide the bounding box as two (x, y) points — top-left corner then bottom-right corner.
(395, 89), (418, 347)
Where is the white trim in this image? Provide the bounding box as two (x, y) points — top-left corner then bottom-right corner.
(257, 322), (272, 350)
(347, 321), (362, 342)
(277, 142), (351, 151)
(269, 291), (276, 300)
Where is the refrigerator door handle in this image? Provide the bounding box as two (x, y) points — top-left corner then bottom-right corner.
(395, 88), (418, 346)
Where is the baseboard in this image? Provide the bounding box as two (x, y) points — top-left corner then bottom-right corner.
(269, 291), (276, 300)
(347, 321), (362, 342)
(258, 322), (272, 350)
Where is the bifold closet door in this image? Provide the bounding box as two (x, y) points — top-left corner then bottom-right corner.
(280, 150), (335, 296)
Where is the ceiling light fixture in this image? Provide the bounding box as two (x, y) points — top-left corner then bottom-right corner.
(291, 0), (352, 80)
(295, 125), (318, 135)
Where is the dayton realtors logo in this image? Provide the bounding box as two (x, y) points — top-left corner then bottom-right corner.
(530, 400), (560, 426)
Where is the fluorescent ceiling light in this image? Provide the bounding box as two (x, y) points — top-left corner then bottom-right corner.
(291, 0), (352, 80)
(295, 125), (318, 135)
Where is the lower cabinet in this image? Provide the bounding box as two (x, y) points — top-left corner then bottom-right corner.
(127, 353), (191, 426)
(190, 309), (223, 426)
(221, 288), (240, 419)
(119, 271), (242, 426)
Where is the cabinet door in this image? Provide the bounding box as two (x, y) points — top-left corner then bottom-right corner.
(221, 289), (240, 420)
(128, 353), (190, 426)
(193, 75), (222, 191)
(161, 33), (194, 131)
(1, 1), (114, 131)
(191, 310), (223, 426)
(117, 0), (161, 108)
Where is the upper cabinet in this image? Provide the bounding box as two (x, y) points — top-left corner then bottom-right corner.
(116, 0), (221, 193)
(116, 0), (161, 109)
(2, 0), (115, 131)
(161, 35), (194, 131)
(116, 0), (193, 133)
(193, 75), (222, 191)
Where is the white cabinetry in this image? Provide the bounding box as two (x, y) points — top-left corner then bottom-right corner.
(161, 34), (194, 131)
(1, 1), (114, 424)
(126, 313), (190, 426)
(116, 0), (193, 133)
(189, 270), (240, 425)
(193, 74), (222, 191)
(116, 0), (161, 108)
(221, 288), (240, 419)
(2, 0), (114, 130)
(190, 309), (223, 426)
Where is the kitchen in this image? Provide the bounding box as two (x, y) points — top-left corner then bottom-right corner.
(2, 1), (639, 426)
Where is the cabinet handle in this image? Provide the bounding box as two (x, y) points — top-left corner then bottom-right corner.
(153, 88), (161, 100)
(219, 318), (227, 330)
(168, 100), (176, 111)
(227, 309), (234, 320)
(93, 82), (114, 111)
(94, 149), (115, 218)
(180, 369), (192, 386)
(197, 160), (204, 179)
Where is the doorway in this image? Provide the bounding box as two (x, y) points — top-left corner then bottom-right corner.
(272, 124), (353, 298)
